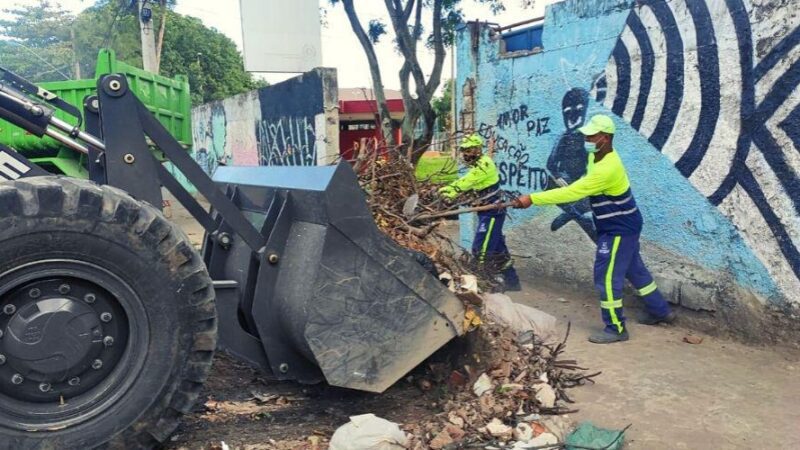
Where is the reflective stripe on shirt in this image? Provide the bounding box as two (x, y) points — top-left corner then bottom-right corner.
(595, 207), (639, 220)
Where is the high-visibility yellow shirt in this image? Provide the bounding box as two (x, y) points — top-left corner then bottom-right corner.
(439, 155), (500, 200)
(530, 151), (629, 205)
(531, 150), (643, 235)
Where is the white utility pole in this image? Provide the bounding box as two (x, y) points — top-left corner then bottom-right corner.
(138, 0), (158, 73)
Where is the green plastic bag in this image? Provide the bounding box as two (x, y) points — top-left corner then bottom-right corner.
(565, 422), (626, 450)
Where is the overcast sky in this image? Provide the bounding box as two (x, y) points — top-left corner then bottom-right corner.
(5, 0), (555, 89)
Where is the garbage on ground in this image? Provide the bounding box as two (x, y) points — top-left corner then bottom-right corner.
(565, 422), (629, 450)
(461, 274), (479, 294)
(484, 418), (513, 439)
(329, 414), (409, 450)
(539, 415), (574, 440)
(683, 335), (703, 344)
(401, 319), (599, 448)
(534, 383), (557, 408)
(472, 373), (493, 396)
(482, 293), (558, 342)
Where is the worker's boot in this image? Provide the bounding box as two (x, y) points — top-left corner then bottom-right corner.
(504, 278), (522, 292)
(502, 267), (522, 292)
(637, 310), (677, 325)
(496, 261), (521, 292)
(588, 329), (629, 344)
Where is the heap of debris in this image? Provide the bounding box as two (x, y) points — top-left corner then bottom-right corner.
(401, 321), (600, 449)
(353, 146), (511, 288)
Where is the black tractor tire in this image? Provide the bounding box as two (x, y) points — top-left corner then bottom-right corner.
(0, 177), (217, 449)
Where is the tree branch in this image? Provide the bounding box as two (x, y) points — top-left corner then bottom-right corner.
(400, 0), (416, 22)
(412, 0), (423, 42)
(341, 0), (397, 145)
(155, 0), (168, 73)
(425, 0), (446, 99)
(383, 0), (428, 101)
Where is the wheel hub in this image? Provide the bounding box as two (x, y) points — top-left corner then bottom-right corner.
(0, 277), (128, 403)
(5, 297), (102, 382)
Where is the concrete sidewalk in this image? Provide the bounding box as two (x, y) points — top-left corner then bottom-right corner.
(508, 282), (800, 449)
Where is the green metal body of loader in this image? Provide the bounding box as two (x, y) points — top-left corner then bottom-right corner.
(0, 49), (192, 177)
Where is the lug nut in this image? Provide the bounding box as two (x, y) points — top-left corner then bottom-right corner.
(39, 383), (51, 392)
(28, 288), (41, 299)
(92, 359), (103, 370)
(3, 304), (15, 315)
(103, 336), (114, 347)
(58, 284), (71, 295)
(100, 312), (112, 323)
(11, 374), (23, 385)
(84, 293), (96, 304)
(0, 354), (6, 365)
(68, 377), (80, 386)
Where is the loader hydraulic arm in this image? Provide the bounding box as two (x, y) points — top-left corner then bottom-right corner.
(0, 68), (267, 253)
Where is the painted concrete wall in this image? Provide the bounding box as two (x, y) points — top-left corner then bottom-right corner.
(168, 68), (339, 188)
(456, 0), (799, 340)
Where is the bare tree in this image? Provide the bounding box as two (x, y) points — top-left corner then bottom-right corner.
(333, 0), (507, 163)
(155, 0), (168, 72)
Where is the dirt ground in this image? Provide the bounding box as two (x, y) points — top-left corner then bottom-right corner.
(166, 195), (800, 449)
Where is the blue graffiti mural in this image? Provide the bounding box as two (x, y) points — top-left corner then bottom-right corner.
(599, 0), (800, 287)
(456, 0), (800, 308)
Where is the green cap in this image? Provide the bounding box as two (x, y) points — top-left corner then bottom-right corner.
(579, 114), (616, 136)
(459, 133), (484, 149)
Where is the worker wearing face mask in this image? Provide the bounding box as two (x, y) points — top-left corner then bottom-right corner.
(439, 134), (521, 291)
(513, 115), (675, 343)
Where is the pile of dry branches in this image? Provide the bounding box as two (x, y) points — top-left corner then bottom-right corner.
(351, 140), (510, 286)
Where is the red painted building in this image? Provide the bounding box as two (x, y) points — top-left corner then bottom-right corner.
(338, 88), (405, 160)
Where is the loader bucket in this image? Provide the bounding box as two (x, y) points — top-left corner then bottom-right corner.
(206, 162), (465, 393)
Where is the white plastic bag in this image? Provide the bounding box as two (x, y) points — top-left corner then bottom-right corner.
(329, 414), (409, 450)
(482, 293), (557, 342)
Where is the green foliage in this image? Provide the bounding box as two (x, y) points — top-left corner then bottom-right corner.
(415, 154), (458, 184)
(158, 12), (257, 104)
(367, 19), (387, 44)
(72, 1), (143, 77)
(0, 1), (77, 81)
(432, 79), (454, 132)
(1, 0), (259, 105)
(431, 0), (507, 48)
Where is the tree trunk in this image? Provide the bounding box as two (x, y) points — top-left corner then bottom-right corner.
(384, 0), (446, 164)
(155, 0), (167, 73)
(341, 0), (397, 147)
(70, 26), (81, 79)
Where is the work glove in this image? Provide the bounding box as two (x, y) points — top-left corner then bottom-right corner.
(438, 186), (457, 202)
(513, 194), (533, 209)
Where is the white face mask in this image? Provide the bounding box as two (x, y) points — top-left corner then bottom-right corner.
(584, 142), (599, 153)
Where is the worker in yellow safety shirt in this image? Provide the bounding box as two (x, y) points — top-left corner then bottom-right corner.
(439, 134), (521, 291)
(512, 115), (675, 343)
